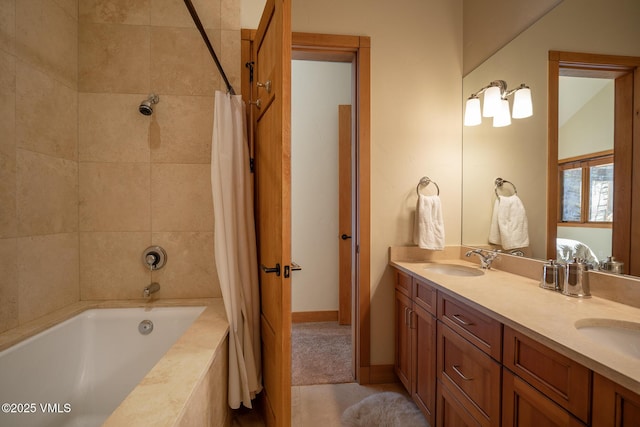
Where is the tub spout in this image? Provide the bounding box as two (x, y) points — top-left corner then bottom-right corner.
(143, 282), (160, 298)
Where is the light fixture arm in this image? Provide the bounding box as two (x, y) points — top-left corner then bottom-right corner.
(468, 80), (507, 99)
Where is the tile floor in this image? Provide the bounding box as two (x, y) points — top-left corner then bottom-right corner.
(232, 382), (410, 426)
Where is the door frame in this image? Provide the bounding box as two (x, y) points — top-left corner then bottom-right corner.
(547, 51), (640, 274)
(291, 32), (371, 384)
(241, 30), (372, 384)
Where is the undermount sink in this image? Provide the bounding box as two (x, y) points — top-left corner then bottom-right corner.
(423, 263), (484, 277)
(574, 318), (640, 359)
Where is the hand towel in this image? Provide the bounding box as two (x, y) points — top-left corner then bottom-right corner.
(491, 195), (529, 250)
(413, 194), (445, 250)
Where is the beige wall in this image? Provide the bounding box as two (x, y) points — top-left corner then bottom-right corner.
(0, 0), (239, 333)
(291, 0), (463, 365)
(1, 0), (79, 332)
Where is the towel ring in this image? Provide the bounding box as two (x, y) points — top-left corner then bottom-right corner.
(416, 176), (440, 196)
(494, 177), (517, 197)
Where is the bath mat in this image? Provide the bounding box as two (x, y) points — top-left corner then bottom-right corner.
(341, 392), (430, 427)
(291, 321), (352, 385)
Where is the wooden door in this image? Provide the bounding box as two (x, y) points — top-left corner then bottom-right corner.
(252, 0), (292, 425)
(338, 104), (352, 326)
(412, 304), (436, 426)
(592, 373), (640, 427)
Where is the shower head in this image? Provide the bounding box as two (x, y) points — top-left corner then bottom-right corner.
(139, 94), (159, 116)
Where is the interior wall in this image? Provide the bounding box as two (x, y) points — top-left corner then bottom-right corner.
(291, 60), (352, 313)
(0, 0), (79, 333)
(291, 0), (463, 365)
(0, 0), (240, 334)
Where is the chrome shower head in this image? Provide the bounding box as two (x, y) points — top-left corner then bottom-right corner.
(139, 94), (159, 116)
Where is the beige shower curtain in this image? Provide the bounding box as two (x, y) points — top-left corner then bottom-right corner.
(211, 91), (262, 408)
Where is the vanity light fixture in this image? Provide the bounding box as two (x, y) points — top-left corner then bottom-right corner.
(464, 80), (533, 127)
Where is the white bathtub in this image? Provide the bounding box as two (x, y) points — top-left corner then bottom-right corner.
(0, 306), (206, 427)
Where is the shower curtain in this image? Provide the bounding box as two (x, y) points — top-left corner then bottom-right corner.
(211, 91), (262, 408)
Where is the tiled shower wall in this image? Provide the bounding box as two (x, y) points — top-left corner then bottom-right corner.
(0, 0), (240, 333)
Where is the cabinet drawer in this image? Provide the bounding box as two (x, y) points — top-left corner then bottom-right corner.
(503, 369), (586, 427)
(437, 379), (483, 427)
(413, 277), (437, 315)
(438, 322), (501, 427)
(503, 326), (591, 424)
(395, 269), (412, 297)
(438, 293), (502, 361)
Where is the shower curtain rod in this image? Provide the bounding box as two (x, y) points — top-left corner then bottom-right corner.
(183, 0), (236, 95)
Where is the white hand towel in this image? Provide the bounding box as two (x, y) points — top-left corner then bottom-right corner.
(413, 194), (445, 250)
(494, 195), (529, 250)
(489, 199), (501, 245)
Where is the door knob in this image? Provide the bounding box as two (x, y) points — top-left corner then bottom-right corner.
(261, 263), (280, 276)
(341, 234), (352, 240)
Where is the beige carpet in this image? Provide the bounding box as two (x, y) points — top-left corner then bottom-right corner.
(291, 321), (353, 385)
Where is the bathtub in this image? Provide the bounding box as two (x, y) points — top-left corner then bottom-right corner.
(0, 300), (230, 427)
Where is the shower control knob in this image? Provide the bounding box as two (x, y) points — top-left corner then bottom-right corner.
(142, 246), (167, 271)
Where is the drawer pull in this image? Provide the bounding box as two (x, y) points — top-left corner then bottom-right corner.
(452, 314), (474, 326)
(452, 365), (473, 381)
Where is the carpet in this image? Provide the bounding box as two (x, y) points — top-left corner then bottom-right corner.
(291, 321), (353, 385)
(341, 392), (430, 427)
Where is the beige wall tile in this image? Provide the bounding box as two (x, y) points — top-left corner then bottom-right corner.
(17, 233), (79, 324)
(79, 22), (150, 94)
(0, 0), (15, 54)
(16, 0), (78, 88)
(151, 0), (220, 29)
(17, 150), (78, 236)
(151, 232), (221, 298)
(151, 163), (213, 231)
(53, 0), (79, 20)
(79, 162), (150, 232)
(80, 0), (149, 25)
(79, 92), (151, 162)
(80, 231), (151, 300)
(16, 61), (78, 161)
(151, 95), (213, 164)
(150, 27), (218, 96)
(0, 238), (19, 333)
(221, 0), (239, 30)
(221, 30), (241, 93)
(0, 51), (16, 238)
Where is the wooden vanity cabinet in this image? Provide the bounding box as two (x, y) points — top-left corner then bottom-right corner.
(394, 270), (437, 426)
(592, 372), (640, 426)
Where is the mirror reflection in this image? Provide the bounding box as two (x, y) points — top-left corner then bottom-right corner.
(461, 0), (640, 276)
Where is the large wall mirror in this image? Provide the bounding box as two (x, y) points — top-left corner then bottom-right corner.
(462, 0), (640, 275)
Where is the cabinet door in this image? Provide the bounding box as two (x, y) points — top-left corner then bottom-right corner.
(438, 323), (501, 427)
(503, 326), (591, 423)
(592, 372), (640, 427)
(413, 304), (437, 426)
(437, 380), (482, 427)
(395, 290), (412, 391)
(502, 369), (586, 427)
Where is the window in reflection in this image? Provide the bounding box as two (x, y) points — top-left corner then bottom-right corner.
(559, 154), (613, 225)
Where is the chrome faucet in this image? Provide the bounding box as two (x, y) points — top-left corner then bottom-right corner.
(465, 249), (500, 269)
(143, 282), (160, 298)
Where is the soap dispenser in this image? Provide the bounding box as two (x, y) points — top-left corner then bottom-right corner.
(562, 258), (591, 298)
(540, 259), (564, 292)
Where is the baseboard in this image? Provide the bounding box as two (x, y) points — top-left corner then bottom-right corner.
(368, 364), (398, 384)
(291, 310), (338, 323)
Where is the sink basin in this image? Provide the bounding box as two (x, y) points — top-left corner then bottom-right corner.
(423, 263), (484, 277)
(575, 319), (640, 359)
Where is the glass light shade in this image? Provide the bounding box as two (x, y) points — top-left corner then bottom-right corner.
(482, 85), (501, 117)
(512, 87), (533, 119)
(464, 97), (482, 126)
(493, 99), (512, 127)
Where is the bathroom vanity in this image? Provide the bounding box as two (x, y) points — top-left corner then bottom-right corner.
(391, 247), (640, 427)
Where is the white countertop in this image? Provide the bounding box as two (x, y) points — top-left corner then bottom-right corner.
(391, 258), (640, 394)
